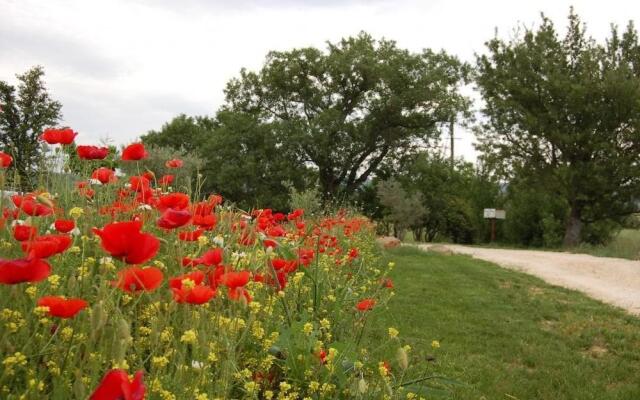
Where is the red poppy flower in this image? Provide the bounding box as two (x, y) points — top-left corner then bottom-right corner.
(263, 238), (278, 248)
(356, 298), (376, 312)
(21, 234), (72, 259)
(287, 209), (304, 220)
(196, 248), (223, 266)
(76, 181), (96, 199)
(37, 296), (88, 318)
(13, 224), (37, 242)
(92, 167), (117, 184)
(40, 128), (77, 145)
(348, 248), (359, 259)
(77, 145), (109, 160)
(12, 195), (53, 217)
(178, 229), (203, 241)
(258, 270), (288, 290)
(266, 225), (286, 237)
(121, 143), (148, 161)
(158, 174), (174, 186)
(129, 175), (151, 192)
(192, 214), (217, 230)
(271, 258), (298, 273)
(90, 369), (145, 400)
(113, 266), (164, 293)
(221, 271), (250, 288)
(171, 284), (216, 305)
(207, 264), (227, 287)
(157, 193), (189, 211)
(182, 247), (222, 267)
(221, 270), (252, 302)
(381, 278), (394, 289)
(165, 158), (184, 168)
(298, 248), (315, 266)
(0, 151), (12, 168)
(143, 171), (155, 181)
(157, 208), (191, 229)
(93, 220), (160, 264)
(0, 258), (51, 284)
(317, 348), (327, 364)
(54, 219), (75, 233)
(169, 271), (205, 289)
(380, 360), (392, 375)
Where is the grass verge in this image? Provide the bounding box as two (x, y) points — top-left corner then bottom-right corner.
(369, 246), (640, 399)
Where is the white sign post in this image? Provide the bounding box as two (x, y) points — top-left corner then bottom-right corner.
(483, 208), (506, 241)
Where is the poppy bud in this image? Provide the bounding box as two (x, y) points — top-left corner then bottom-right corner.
(117, 318), (131, 343)
(36, 193), (54, 208)
(67, 275), (77, 291)
(357, 378), (368, 394)
(396, 347), (408, 371)
(73, 370), (85, 399)
(90, 301), (107, 336)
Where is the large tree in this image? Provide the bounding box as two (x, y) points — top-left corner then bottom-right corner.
(223, 32), (470, 199)
(0, 66), (62, 188)
(476, 10), (640, 246)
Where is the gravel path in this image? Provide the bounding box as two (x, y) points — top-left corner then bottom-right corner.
(416, 244), (640, 315)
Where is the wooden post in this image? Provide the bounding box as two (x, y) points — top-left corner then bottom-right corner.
(490, 218), (496, 242)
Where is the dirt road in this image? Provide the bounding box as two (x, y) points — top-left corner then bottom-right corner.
(416, 244), (640, 315)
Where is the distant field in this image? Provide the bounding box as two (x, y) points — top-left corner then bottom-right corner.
(371, 247), (640, 399)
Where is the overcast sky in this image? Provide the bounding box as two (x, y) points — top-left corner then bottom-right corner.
(2, 0), (639, 161)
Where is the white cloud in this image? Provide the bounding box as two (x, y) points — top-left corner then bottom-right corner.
(1, 0), (638, 161)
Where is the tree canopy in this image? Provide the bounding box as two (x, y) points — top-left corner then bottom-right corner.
(0, 66), (62, 188)
(476, 10), (640, 246)
(224, 32), (471, 199)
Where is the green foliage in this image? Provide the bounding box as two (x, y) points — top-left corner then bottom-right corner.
(141, 112), (311, 211)
(287, 182), (322, 216)
(376, 179), (426, 240)
(476, 9), (640, 246)
(224, 32), (471, 200)
(143, 114), (215, 153)
(199, 111), (311, 211)
(0, 66), (62, 189)
(502, 178), (567, 247)
(378, 153), (501, 244)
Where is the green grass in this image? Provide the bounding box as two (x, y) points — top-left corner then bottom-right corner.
(572, 229), (640, 260)
(370, 246), (640, 399)
(405, 228), (640, 260)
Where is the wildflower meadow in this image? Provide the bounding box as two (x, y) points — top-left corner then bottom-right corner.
(0, 129), (439, 399)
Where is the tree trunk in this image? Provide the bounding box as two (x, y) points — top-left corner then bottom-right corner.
(563, 206), (583, 247)
(393, 224), (406, 241)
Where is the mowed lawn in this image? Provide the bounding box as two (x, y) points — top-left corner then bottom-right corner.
(370, 246), (640, 399)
